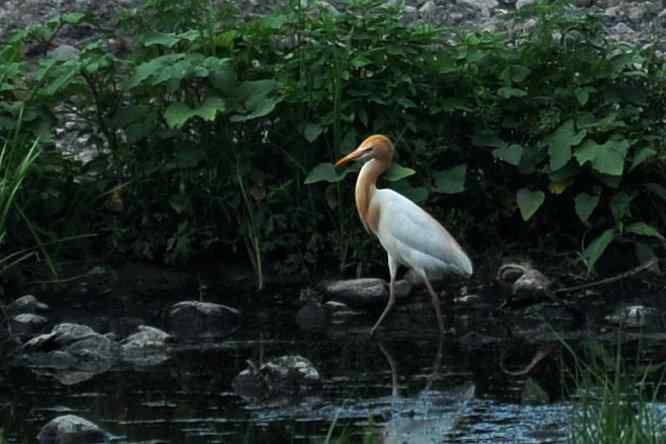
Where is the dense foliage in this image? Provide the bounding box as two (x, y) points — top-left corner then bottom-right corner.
(1, 0), (664, 287)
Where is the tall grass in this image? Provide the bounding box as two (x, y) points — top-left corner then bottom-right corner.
(564, 336), (665, 444)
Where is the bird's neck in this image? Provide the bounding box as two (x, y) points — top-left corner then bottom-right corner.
(355, 159), (389, 232)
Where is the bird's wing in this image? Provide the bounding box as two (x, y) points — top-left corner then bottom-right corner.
(373, 189), (473, 276)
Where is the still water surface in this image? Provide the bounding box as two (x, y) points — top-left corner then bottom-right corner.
(0, 285), (653, 443)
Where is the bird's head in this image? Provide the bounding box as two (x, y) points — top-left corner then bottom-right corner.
(335, 135), (394, 167)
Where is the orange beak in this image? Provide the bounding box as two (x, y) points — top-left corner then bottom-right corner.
(335, 146), (367, 167)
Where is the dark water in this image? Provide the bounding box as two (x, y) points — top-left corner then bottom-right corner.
(2, 281), (655, 444)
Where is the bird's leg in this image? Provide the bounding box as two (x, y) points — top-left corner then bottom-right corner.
(423, 276), (445, 334)
(371, 255), (398, 336)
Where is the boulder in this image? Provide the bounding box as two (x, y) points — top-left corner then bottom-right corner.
(322, 278), (412, 308)
(232, 355), (321, 402)
(7, 294), (49, 314)
(120, 325), (171, 367)
(604, 305), (659, 329)
(11, 313), (48, 338)
(37, 414), (106, 444)
(18, 323), (118, 373)
(167, 301), (241, 340)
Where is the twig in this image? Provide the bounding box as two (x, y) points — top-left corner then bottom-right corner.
(553, 258), (658, 295)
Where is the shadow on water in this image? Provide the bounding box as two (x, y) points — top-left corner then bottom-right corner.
(1, 274), (648, 444)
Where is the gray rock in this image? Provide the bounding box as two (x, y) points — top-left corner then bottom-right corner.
(419, 0), (436, 14)
(296, 302), (328, 332)
(512, 268), (551, 301)
(167, 301), (241, 340)
(323, 278), (412, 308)
(516, 0), (537, 9)
(11, 313), (48, 337)
(232, 355), (321, 402)
(19, 323), (117, 373)
(37, 414), (106, 444)
(7, 294), (49, 314)
(120, 325), (171, 367)
(604, 305), (659, 329)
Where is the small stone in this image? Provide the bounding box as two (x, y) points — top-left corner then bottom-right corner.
(167, 301), (241, 340)
(37, 414), (106, 444)
(120, 325), (171, 367)
(419, 0), (436, 14)
(11, 313), (48, 337)
(7, 295), (49, 314)
(516, 0), (536, 9)
(323, 278), (411, 308)
(604, 305), (658, 329)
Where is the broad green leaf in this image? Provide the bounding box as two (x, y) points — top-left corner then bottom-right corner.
(545, 119), (586, 172)
(384, 162), (416, 182)
(304, 123), (323, 142)
(304, 163), (348, 184)
(396, 97), (417, 108)
(574, 87), (594, 106)
(390, 181), (429, 204)
(492, 144), (523, 166)
(574, 137), (630, 176)
(549, 177), (574, 194)
(164, 103), (191, 129)
(471, 132), (505, 148)
(498, 86), (527, 98)
(43, 64), (79, 95)
(214, 30), (238, 49)
(609, 191), (634, 223)
(62, 12), (85, 24)
(433, 164), (466, 194)
(230, 79), (282, 122)
(574, 192), (600, 223)
(630, 147), (656, 171)
(144, 32), (181, 48)
(625, 222), (664, 240)
(351, 55), (371, 68)
(582, 228), (616, 272)
(500, 65), (531, 83)
(645, 183), (666, 201)
(193, 96), (225, 121)
(516, 188), (545, 221)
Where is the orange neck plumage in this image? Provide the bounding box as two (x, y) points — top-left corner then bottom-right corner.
(355, 158), (390, 233)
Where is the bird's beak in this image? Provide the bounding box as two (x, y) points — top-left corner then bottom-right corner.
(335, 146), (367, 167)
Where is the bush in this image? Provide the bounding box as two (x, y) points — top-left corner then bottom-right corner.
(0, 0), (664, 285)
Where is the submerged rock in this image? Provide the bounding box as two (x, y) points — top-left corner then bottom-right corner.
(233, 355), (321, 402)
(167, 301), (241, 340)
(322, 278), (411, 308)
(11, 313), (48, 338)
(7, 294), (49, 314)
(120, 325), (171, 367)
(296, 302), (328, 332)
(604, 305), (659, 329)
(496, 262), (552, 304)
(37, 414), (106, 444)
(18, 323), (118, 373)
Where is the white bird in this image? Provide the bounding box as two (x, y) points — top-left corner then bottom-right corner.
(335, 135), (473, 335)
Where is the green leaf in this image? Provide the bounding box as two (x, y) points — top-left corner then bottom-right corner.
(630, 147), (656, 171)
(303, 123), (323, 142)
(574, 192), (600, 224)
(644, 183), (666, 201)
(164, 103), (191, 129)
(304, 163), (348, 184)
(390, 181), (429, 204)
(492, 144), (523, 166)
(582, 228), (616, 272)
(500, 65), (531, 83)
(433, 164), (467, 194)
(230, 79), (282, 122)
(62, 12), (85, 24)
(396, 97), (417, 108)
(384, 162), (416, 182)
(471, 132), (505, 148)
(574, 137), (630, 176)
(144, 32), (181, 48)
(574, 87), (594, 106)
(545, 119), (586, 172)
(194, 96), (225, 121)
(351, 55), (371, 68)
(516, 188), (545, 221)
(498, 86), (527, 98)
(43, 64), (79, 96)
(625, 222), (664, 240)
(609, 191), (634, 224)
